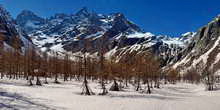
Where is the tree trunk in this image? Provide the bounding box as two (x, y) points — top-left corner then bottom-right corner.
(81, 75), (93, 95)
(29, 76), (33, 86)
(110, 79), (120, 91)
(54, 74), (60, 84)
(99, 77), (108, 95)
(147, 79), (151, 94)
(136, 78), (141, 91)
(36, 76), (42, 86)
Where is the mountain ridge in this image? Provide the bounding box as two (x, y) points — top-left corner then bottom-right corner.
(15, 7), (188, 65)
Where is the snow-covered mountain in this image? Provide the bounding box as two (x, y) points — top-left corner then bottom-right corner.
(15, 7), (191, 65)
(16, 8), (141, 51)
(179, 32), (196, 45)
(13, 6), (220, 75)
(0, 6), (31, 50)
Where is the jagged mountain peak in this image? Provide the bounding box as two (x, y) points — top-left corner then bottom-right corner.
(0, 5), (9, 14)
(16, 9), (44, 21)
(113, 12), (125, 18)
(19, 10), (37, 16)
(179, 32), (196, 45)
(75, 7), (91, 17)
(16, 10), (45, 33)
(109, 13), (142, 34)
(0, 5), (14, 23)
(112, 13), (127, 24)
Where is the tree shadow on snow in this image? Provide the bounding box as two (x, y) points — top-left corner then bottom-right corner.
(0, 81), (29, 87)
(0, 89), (62, 110)
(106, 86), (196, 101)
(107, 93), (181, 100)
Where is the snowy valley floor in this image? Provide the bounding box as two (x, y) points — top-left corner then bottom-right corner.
(0, 79), (220, 110)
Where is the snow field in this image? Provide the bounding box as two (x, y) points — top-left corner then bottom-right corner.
(0, 79), (220, 110)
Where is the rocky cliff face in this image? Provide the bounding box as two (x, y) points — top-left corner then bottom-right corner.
(173, 16), (220, 74)
(0, 6), (31, 50)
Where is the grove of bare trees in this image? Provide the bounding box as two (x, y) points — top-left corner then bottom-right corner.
(0, 34), (217, 96)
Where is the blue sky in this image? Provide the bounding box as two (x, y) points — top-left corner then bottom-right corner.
(0, 0), (220, 36)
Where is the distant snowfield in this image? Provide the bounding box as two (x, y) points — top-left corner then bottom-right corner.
(0, 79), (220, 110)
